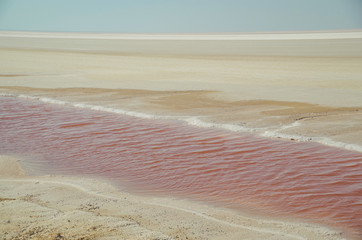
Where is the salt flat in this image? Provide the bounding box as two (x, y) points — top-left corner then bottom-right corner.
(1, 31), (362, 239)
(1, 31), (362, 148)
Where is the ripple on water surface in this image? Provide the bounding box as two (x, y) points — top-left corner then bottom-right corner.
(0, 96), (361, 237)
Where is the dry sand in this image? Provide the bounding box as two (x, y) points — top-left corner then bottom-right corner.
(1, 31), (362, 239)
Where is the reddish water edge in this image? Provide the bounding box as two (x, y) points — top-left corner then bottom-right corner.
(1, 96), (361, 237)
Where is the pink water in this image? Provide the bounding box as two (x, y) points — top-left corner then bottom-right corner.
(1, 96), (361, 238)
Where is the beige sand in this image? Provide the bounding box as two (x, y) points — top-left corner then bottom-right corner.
(1, 32), (362, 150)
(0, 32), (361, 239)
(0, 155), (347, 240)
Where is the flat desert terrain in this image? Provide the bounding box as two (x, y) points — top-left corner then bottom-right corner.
(1, 31), (361, 239)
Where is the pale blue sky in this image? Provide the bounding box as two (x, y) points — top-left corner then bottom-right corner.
(0, 0), (361, 33)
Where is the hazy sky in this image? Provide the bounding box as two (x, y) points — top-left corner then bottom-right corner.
(0, 0), (361, 33)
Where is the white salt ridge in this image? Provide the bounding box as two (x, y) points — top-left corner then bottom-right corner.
(2, 93), (362, 153)
(14, 94), (160, 120)
(0, 92), (17, 97)
(184, 117), (249, 132)
(262, 131), (362, 153)
(73, 103), (157, 120)
(317, 138), (362, 152)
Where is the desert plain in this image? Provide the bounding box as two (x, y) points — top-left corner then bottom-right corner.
(0, 31), (362, 239)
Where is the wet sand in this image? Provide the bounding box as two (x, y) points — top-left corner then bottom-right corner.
(1, 31), (362, 239)
(0, 155), (348, 240)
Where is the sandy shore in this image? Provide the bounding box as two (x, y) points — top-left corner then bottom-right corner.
(1, 34), (362, 149)
(0, 31), (362, 239)
(0, 155), (348, 240)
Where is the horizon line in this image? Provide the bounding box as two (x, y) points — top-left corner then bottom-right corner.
(1, 28), (361, 34)
(0, 29), (361, 40)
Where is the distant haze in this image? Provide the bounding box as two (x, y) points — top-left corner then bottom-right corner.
(0, 0), (361, 33)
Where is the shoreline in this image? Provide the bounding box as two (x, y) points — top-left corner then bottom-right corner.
(1, 89), (362, 153)
(0, 155), (349, 240)
(1, 33), (360, 151)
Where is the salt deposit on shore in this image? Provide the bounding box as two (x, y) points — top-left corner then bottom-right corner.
(0, 156), (348, 240)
